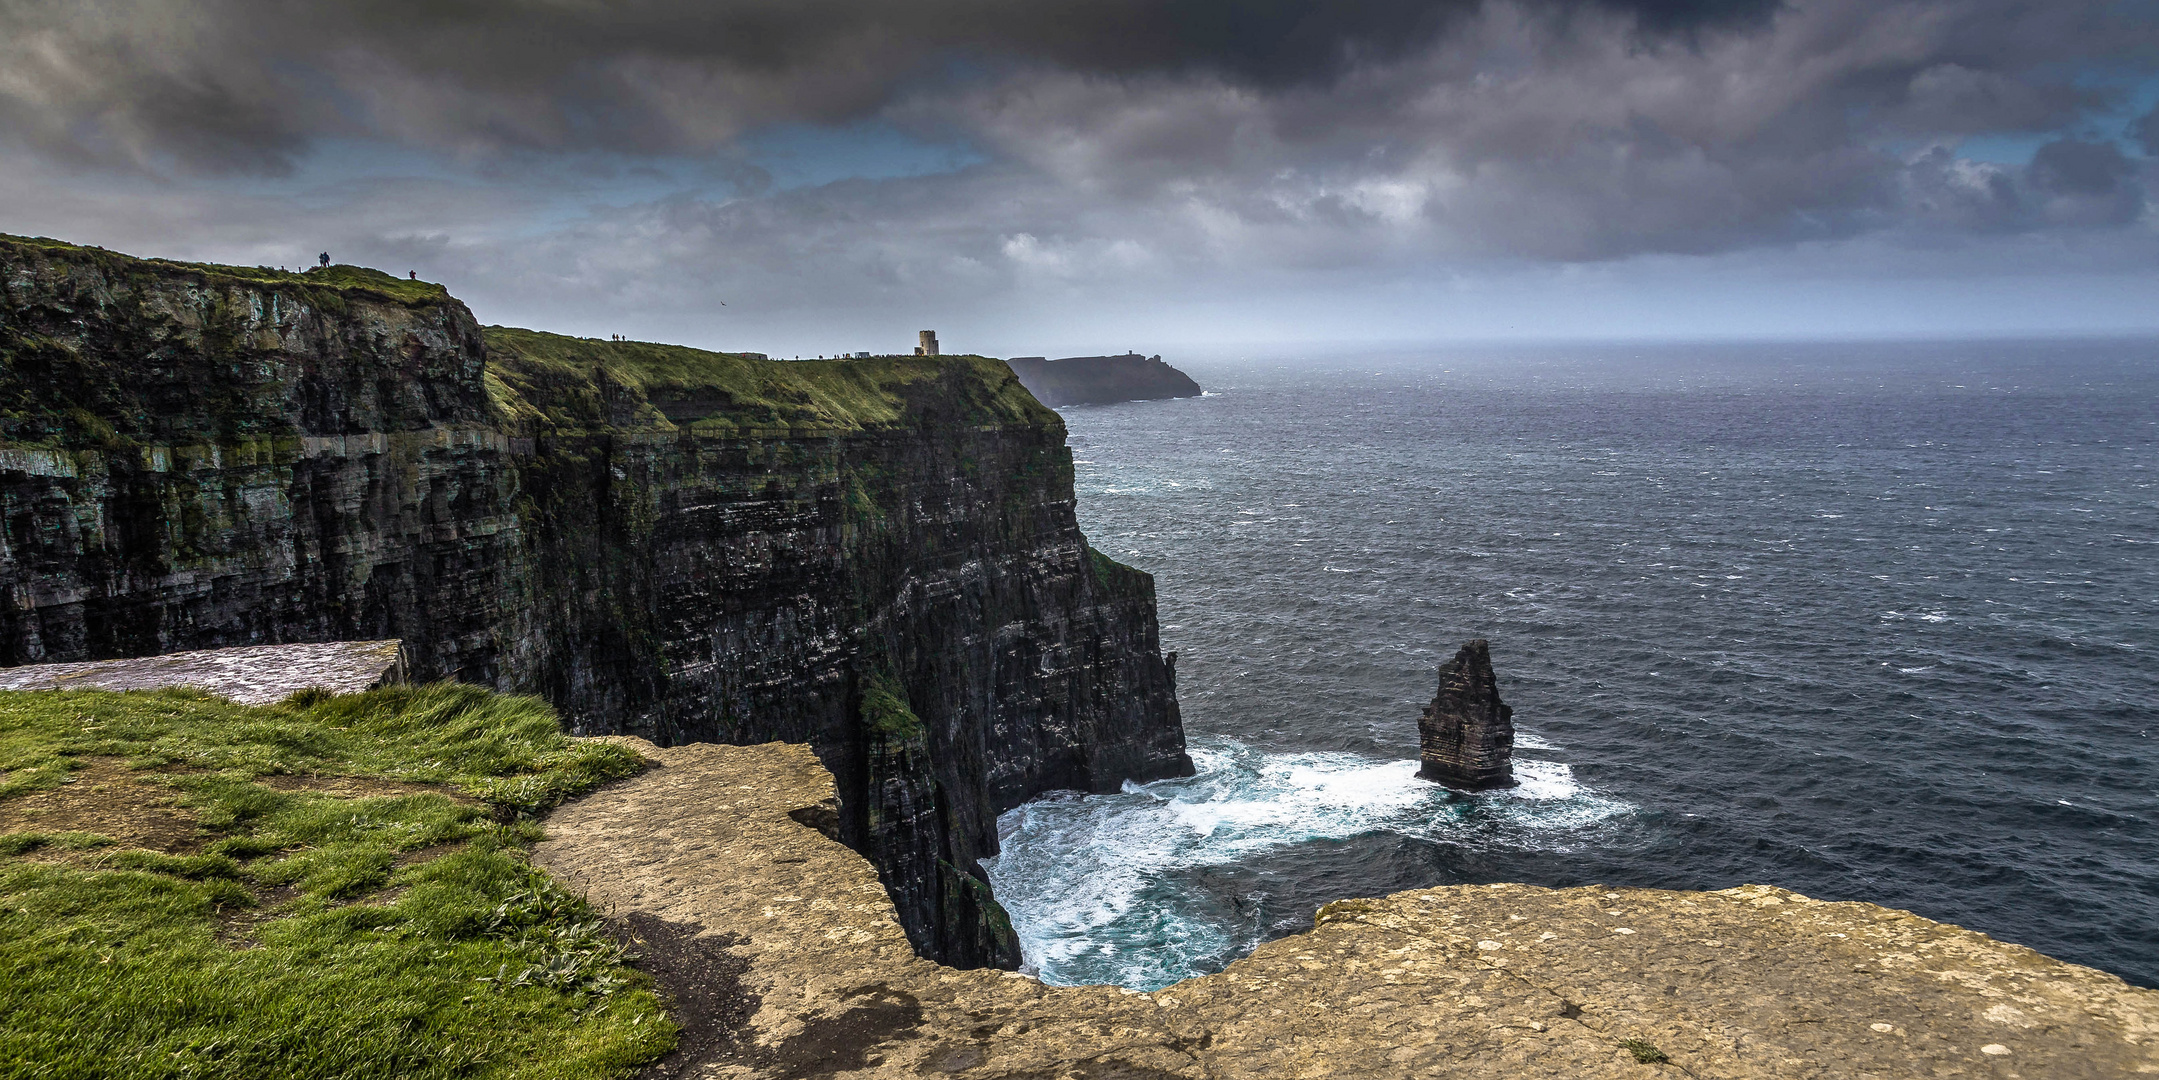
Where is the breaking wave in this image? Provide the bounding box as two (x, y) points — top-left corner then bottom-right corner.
(983, 736), (1630, 989)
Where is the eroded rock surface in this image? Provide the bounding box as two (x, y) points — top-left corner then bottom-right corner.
(537, 738), (2159, 1079)
(0, 639), (405, 702)
(1417, 638), (1515, 790)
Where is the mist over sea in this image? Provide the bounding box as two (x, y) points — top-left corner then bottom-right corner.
(983, 338), (2159, 991)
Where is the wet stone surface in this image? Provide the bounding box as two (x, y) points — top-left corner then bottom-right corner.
(536, 738), (2159, 1079)
(0, 640), (406, 704)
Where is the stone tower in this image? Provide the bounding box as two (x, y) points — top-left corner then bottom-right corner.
(917, 330), (940, 356)
(1417, 639), (1516, 790)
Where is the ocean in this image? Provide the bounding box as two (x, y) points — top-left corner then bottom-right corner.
(981, 338), (2159, 992)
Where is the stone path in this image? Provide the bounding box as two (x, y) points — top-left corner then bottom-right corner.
(535, 738), (2159, 1079)
(0, 640), (407, 703)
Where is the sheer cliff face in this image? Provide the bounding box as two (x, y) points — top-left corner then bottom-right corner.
(484, 328), (1191, 965)
(0, 236), (1189, 967)
(0, 240), (512, 671)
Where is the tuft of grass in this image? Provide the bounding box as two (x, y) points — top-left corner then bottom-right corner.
(0, 683), (670, 1080)
(859, 673), (926, 742)
(0, 831), (117, 856)
(1621, 1038), (1671, 1064)
(1086, 545), (1137, 589)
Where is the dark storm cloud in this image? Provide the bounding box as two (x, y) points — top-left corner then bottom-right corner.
(2134, 105), (2159, 157)
(2032, 139), (2138, 198)
(0, 0), (1778, 172)
(915, 0), (2156, 259)
(0, 0), (2151, 312)
(2027, 138), (2146, 225)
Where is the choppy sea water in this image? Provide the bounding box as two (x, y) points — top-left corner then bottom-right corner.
(982, 338), (2159, 991)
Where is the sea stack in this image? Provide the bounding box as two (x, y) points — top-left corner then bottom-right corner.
(1417, 639), (1516, 790)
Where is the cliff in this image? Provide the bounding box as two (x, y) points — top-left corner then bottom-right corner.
(0, 234), (1191, 967)
(539, 737), (2159, 1079)
(1005, 353), (1203, 407)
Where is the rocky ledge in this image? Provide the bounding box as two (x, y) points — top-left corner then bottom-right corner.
(0, 640), (406, 702)
(538, 738), (2158, 1079)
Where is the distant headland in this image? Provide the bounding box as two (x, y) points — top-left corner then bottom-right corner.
(1006, 353), (1203, 407)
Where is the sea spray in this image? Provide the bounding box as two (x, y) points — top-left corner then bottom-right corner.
(984, 735), (1630, 989)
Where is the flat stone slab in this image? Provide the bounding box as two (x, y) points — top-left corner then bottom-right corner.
(0, 641), (407, 704)
(536, 738), (2159, 1080)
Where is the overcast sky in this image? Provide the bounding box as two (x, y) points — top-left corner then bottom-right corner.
(4, 0), (2156, 357)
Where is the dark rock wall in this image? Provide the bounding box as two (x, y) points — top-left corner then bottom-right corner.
(0, 236), (1191, 967)
(0, 240), (517, 675)
(1005, 354), (1203, 407)
(492, 393), (1190, 964)
(1417, 639), (1515, 791)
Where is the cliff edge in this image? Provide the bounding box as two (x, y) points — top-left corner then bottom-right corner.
(0, 235), (1191, 968)
(1005, 353), (1202, 407)
(539, 737), (2159, 1079)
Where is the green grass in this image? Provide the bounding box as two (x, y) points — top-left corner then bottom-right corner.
(0, 233), (450, 307)
(1085, 546), (1122, 589)
(0, 683), (671, 1080)
(859, 674), (926, 743)
(483, 325), (1052, 437)
(1620, 1038), (1670, 1064)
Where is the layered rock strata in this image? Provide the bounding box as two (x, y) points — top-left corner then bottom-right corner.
(0, 235), (1191, 967)
(1417, 638), (1515, 790)
(537, 737), (2159, 1079)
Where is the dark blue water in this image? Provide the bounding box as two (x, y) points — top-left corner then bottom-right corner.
(983, 338), (2159, 991)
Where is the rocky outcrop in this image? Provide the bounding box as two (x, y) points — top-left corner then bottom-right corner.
(0, 640), (405, 702)
(1417, 639), (1515, 790)
(1005, 353), (1202, 407)
(537, 737), (2159, 1079)
(0, 234), (1191, 968)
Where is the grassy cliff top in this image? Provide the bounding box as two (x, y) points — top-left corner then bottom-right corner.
(0, 233), (451, 307)
(0, 683), (668, 1079)
(484, 325), (1055, 437)
(1, 232), (1061, 441)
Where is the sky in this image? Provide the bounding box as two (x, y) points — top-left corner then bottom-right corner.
(3, 0), (2156, 358)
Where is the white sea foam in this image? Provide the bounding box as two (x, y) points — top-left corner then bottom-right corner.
(1506, 759), (1581, 800)
(1163, 753), (1430, 853)
(987, 737), (1633, 989)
